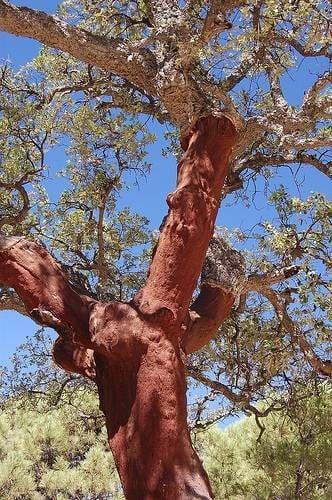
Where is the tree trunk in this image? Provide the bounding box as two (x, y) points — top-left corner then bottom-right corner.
(94, 322), (213, 499)
(0, 114), (237, 499)
(90, 115), (237, 498)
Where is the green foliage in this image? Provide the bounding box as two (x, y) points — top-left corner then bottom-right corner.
(194, 385), (332, 499)
(0, 392), (123, 499)
(0, 59), (154, 300)
(0, 357), (330, 500)
(188, 184), (331, 426)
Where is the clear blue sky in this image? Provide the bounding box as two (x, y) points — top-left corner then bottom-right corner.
(0, 1), (329, 366)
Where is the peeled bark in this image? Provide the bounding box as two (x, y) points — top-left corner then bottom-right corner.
(0, 115), (238, 499)
(134, 114), (237, 322)
(93, 304), (213, 499)
(0, 236), (94, 344)
(182, 235), (245, 354)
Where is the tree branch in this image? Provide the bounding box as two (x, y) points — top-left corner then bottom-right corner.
(0, 287), (29, 316)
(234, 151), (332, 179)
(132, 116), (237, 324)
(273, 32), (331, 58)
(301, 70), (332, 116)
(261, 288), (332, 378)
(0, 1), (157, 95)
(181, 235), (245, 353)
(182, 250), (300, 354)
(265, 56), (289, 113)
(281, 135), (332, 152)
(182, 285), (235, 354)
(0, 182), (30, 228)
(96, 178), (119, 299)
(187, 366), (277, 420)
(242, 265), (300, 293)
(221, 48), (264, 92)
(0, 236), (95, 345)
(52, 336), (96, 381)
(200, 1), (232, 45)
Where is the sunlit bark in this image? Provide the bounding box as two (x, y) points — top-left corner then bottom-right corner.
(0, 115), (238, 498)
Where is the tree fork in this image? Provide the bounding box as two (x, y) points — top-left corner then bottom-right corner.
(93, 114), (236, 498)
(0, 115), (237, 499)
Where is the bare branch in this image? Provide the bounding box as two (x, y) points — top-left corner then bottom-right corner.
(187, 366), (279, 420)
(296, 153), (332, 178)
(262, 288), (332, 378)
(301, 70), (332, 114)
(0, 1), (157, 95)
(242, 265), (300, 294)
(234, 151), (332, 179)
(0, 182), (30, 228)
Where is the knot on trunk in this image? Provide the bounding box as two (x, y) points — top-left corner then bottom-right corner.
(201, 235), (245, 294)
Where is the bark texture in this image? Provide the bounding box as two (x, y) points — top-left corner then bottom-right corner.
(134, 115), (237, 322)
(0, 115), (238, 499)
(0, 1), (157, 94)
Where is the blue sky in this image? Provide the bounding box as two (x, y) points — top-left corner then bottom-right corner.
(0, 1), (330, 366)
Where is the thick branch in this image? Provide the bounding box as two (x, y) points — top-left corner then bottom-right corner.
(301, 70), (332, 115)
(201, 1), (232, 45)
(182, 235), (245, 353)
(0, 236), (95, 344)
(265, 57), (289, 113)
(133, 115), (237, 324)
(182, 252), (300, 354)
(242, 266), (300, 293)
(0, 1), (157, 95)
(0, 285), (97, 385)
(182, 285), (235, 354)
(52, 337), (96, 380)
(221, 49), (263, 92)
(262, 288), (332, 378)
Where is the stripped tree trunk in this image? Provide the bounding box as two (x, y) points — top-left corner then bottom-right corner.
(0, 115), (237, 499)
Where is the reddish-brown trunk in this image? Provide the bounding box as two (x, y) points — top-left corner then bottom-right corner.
(90, 116), (237, 498)
(94, 323), (213, 499)
(0, 115), (238, 499)
(134, 115), (236, 322)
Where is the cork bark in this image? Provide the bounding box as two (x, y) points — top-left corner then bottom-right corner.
(0, 115), (237, 499)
